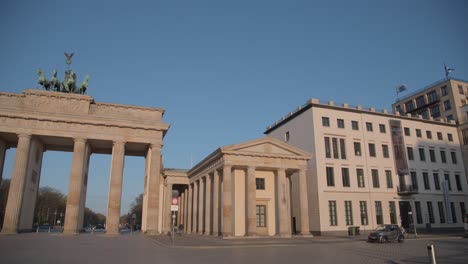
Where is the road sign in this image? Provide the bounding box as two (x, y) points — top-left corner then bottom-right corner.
(171, 205), (179, 211)
(172, 197), (178, 205)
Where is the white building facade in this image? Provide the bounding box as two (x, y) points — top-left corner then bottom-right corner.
(266, 99), (468, 235)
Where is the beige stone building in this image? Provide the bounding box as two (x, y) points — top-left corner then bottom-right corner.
(265, 99), (468, 235)
(0, 90), (169, 234)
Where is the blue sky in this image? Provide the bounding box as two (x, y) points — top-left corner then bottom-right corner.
(1, 0), (467, 215)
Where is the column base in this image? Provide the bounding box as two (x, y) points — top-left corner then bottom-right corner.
(0, 229), (18, 235)
(278, 233), (292, 238)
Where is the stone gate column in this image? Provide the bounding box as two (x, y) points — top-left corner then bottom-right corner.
(205, 174), (212, 235)
(193, 180), (199, 233)
(222, 165), (233, 237)
(298, 168), (310, 235)
(198, 178), (205, 234)
(64, 138), (90, 234)
(246, 166), (257, 236)
(142, 143), (162, 234)
(277, 168), (291, 237)
(179, 191), (184, 227)
(164, 183), (173, 233)
(0, 138), (7, 185)
(1, 134), (31, 233)
(212, 170), (220, 236)
(106, 141), (126, 235)
(187, 183), (193, 234)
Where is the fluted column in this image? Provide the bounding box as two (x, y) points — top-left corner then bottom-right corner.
(246, 166), (257, 236)
(64, 138), (89, 234)
(179, 191), (185, 228)
(205, 175), (212, 235)
(164, 183), (173, 233)
(142, 143), (162, 234)
(222, 165), (233, 236)
(212, 170), (220, 236)
(193, 180), (199, 233)
(187, 184), (193, 234)
(277, 168), (291, 237)
(298, 168), (310, 235)
(198, 177), (205, 234)
(0, 138), (7, 185)
(106, 141), (126, 235)
(2, 134), (31, 233)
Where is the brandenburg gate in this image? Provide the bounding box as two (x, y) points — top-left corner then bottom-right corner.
(0, 89), (169, 234)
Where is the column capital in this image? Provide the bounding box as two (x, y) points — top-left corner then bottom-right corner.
(112, 140), (126, 145)
(149, 142), (163, 149)
(73, 137), (87, 143)
(17, 133), (32, 140)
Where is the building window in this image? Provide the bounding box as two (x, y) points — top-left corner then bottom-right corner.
(459, 84), (464, 94)
(427, 90), (438, 103)
(429, 149), (436, 162)
(405, 100), (415, 112)
(354, 142), (362, 156)
(411, 171), (418, 190)
(256, 205), (266, 227)
(438, 202), (446, 223)
(426, 131), (432, 139)
(357, 168), (365, 188)
(389, 201), (397, 224)
(462, 99), (467, 106)
(407, 147), (414, 160)
(444, 174), (452, 191)
(324, 137), (331, 158)
(404, 127), (410, 136)
(329, 201), (337, 226)
(360, 201), (368, 225)
(256, 178), (265, 190)
(322, 117), (330, 127)
(379, 124), (386, 133)
(460, 202), (466, 221)
(284, 131), (290, 142)
(463, 129), (468, 145)
(340, 138), (346, 159)
(440, 150), (446, 163)
(366, 122), (373, 132)
(351, 120), (359, 130)
(332, 138), (339, 159)
(437, 132), (443, 140)
(372, 169), (380, 188)
(382, 144), (390, 158)
(447, 115), (454, 121)
(455, 174), (462, 191)
(345, 201), (353, 226)
(369, 143), (376, 157)
(447, 133), (453, 142)
(421, 110), (429, 119)
(451, 202), (457, 223)
(441, 86), (448, 96)
(416, 95), (426, 107)
(427, 202), (435, 224)
(326, 167), (335, 187)
(412, 129), (420, 138)
(443, 100), (452, 111)
(419, 148), (426, 161)
(337, 119), (345, 128)
(433, 173), (441, 190)
(450, 152), (457, 164)
(342, 168), (350, 187)
(385, 170), (393, 188)
(415, 201), (423, 224)
(395, 105), (403, 114)
(430, 105), (441, 118)
(423, 172), (430, 190)
(375, 201), (383, 225)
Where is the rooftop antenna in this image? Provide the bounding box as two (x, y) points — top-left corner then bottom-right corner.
(444, 63), (454, 79)
(395, 84), (408, 101)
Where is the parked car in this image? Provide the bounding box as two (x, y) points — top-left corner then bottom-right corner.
(367, 224), (405, 243)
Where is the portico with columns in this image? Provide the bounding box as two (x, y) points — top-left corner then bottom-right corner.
(178, 137), (311, 237)
(0, 90), (169, 234)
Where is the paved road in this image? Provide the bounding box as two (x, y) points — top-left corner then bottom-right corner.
(0, 233), (467, 264)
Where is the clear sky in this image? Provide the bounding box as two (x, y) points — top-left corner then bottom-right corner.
(1, 0), (467, 215)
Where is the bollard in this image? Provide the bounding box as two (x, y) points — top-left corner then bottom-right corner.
(427, 244), (436, 264)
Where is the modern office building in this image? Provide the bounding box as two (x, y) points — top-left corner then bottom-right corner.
(265, 99), (467, 235)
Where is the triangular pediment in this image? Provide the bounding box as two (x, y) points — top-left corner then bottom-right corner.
(221, 137), (311, 158)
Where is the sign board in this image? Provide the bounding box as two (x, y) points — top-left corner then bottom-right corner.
(171, 205), (179, 211)
(172, 197), (178, 205)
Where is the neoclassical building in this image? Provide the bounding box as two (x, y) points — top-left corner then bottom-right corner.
(0, 90), (169, 234)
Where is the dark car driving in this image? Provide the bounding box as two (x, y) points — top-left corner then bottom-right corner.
(367, 224), (405, 243)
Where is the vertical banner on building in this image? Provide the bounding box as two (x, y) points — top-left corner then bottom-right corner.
(442, 181), (453, 224)
(390, 120), (409, 177)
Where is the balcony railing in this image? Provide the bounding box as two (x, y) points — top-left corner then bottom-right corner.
(397, 185), (419, 195)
